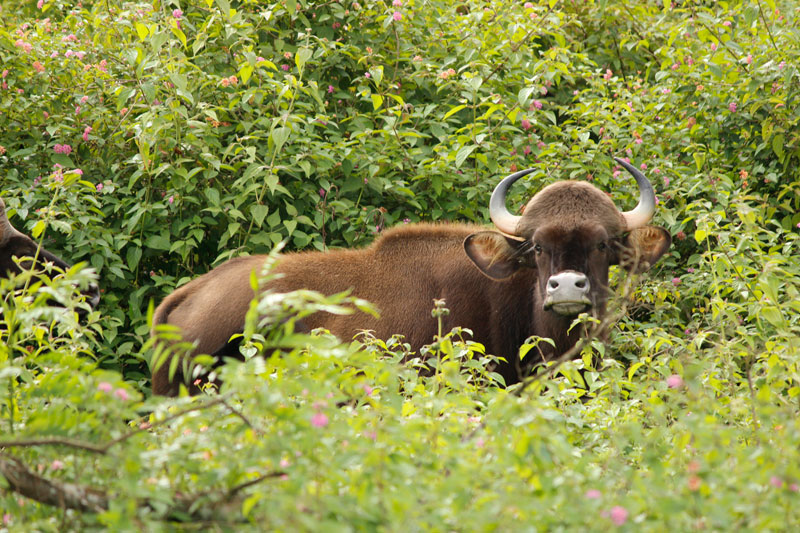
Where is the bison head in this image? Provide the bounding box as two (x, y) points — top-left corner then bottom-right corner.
(464, 158), (670, 318)
(0, 198), (100, 310)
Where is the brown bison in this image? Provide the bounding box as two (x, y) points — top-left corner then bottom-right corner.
(151, 158), (670, 396)
(0, 197), (100, 310)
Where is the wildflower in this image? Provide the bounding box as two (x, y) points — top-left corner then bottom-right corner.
(728, 102), (737, 113)
(1, 70), (7, 78)
(640, 163), (647, 170)
(676, 230), (686, 240)
(221, 77), (230, 87)
(172, 8), (183, 18)
(524, 2), (533, 7)
(311, 412), (329, 427)
(114, 388), (129, 400)
(791, 483), (799, 492)
(523, 146), (531, 156)
(688, 475), (702, 491)
(710, 42), (717, 51)
(573, 89), (579, 96)
(778, 61), (786, 70)
(686, 117), (696, 128)
(722, 21), (731, 27)
(635, 138), (643, 144)
(609, 506), (628, 526)
(663, 176), (670, 186)
(96, 183), (103, 192)
(671, 62), (679, 70)
(671, 277), (681, 286)
(532, 100), (542, 109)
(603, 68), (612, 80)
(585, 489), (602, 499)
(363, 384), (374, 396)
(662, 88), (670, 94)
(97, 382), (113, 393)
(745, 54), (753, 65)
(688, 460), (701, 473)
(3, 514), (10, 526)
(393, 11), (402, 21)
(120, 107), (128, 115)
(521, 118), (532, 130)
(98, 59), (108, 72)
(403, 218), (410, 223)
(75, 51), (85, 60)
(168, 195), (174, 204)
(687, 267), (695, 274)
(332, 21), (341, 29)
(279, 458), (290, 468)
(75, 105), (81, 114)
(537, 141), (546, 149)
(51, 460), (64, 470)
(33, 61), (45, 73)
(393, 0), (402, 5)
(666, 374), (684, 388)
(0, 146), (4, 155)
(65, 50), (74, 58)
(413, 55), (422, 61)
(770, 476), (784, 488)
(38, 0), (44, 8)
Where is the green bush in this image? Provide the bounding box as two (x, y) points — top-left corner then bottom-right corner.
(1, 0), (800, 529)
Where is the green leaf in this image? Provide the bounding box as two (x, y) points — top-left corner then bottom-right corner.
(296, 47), (313, 72)
(135, 22), (149, 41)
(455, 145), (476, 168)
(250, 204), (269, 228)
(772, 134), (785, 160)
(371, 94), (384, 111)
(444, 104), (467, 120)
(271, 126), (290, 153)
(694, 229), (707, 243)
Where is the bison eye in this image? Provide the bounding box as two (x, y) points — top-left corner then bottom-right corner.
(533, 243), (543, 254)
(597, 242), (606, 251)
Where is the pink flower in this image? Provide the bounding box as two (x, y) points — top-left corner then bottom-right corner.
(722, 21), (731, 27)
(392, 0), (402, 5)
(521, 118), (532, 130)
(524, 2), (533, 7)
(640, 163), (647, 170)
(728, 102), (737, 113)
(327, 85), (334, 93)
(745, 54), (753, 65)
(686, 117), (696, 128)
(537, 141), (546, 149)
(120, 107), (128, 115)
(96, 183), (103, 192)
(80, 95), (89, 104)
(75, 105), (81, 114)
(74, 169), (83, 176)
(666, 374), (684, 388)
(3, 514), (10, 526)
(97, 382), (113, 393)
(392, 11), (402, 21)
(523, 146), (531, 156)
(83, 126), (92, 141)
(671, 277), (681, 286)
(33, 61), (45, 73)
(98, 59), (108, 72)
(51, 460), (64, 470)
(114, 388), (130, 401)
(279, 458), (290, 468)
(172, 8), (183, 18)
(770, 476), (784, 488)
(168, 195), (174, 204)
(1, 70), (7, 78)
(662, 88), (670, 94)
(37, 0), (44, 8)
(710, 43), (717, 51)
(609, 506), (628, 526)
(778, 61), (786, 70)
(311, 412), (329, 427)
(65, 50), (74, 58)
(281, 64), (289, 71)
(365, 72), (371, 78)
(603, 68), (612, 80)
(75, 51), (85, 60)
(634, 138), (643, 144)
(585, 489), (602, 499)
(50, 51), (59, 58)
(362, 384), (374, 396)
(532, 100), (542, 110)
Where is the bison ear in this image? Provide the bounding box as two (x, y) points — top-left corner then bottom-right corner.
(464, 231), (525, 280)
(617, 226), (671, 273)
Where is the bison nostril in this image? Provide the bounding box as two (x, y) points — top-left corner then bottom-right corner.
(575, 279), (586, 289)
(548, 279), (559, 289)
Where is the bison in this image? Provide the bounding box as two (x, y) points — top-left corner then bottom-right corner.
(0, 197), (100, 311)
(151, 158), (670, 396)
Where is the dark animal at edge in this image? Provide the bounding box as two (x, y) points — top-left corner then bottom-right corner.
(0, 197), (100, 311)
(151, 158), (671, 396)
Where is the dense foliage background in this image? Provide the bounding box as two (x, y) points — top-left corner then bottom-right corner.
(1, 0), (799, 529)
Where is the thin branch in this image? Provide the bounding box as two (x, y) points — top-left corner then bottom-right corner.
(0, 396), (228, 454)
(755, 0), (780, 52)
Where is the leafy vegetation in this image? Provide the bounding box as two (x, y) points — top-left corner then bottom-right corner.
(1, 0), (799, 529)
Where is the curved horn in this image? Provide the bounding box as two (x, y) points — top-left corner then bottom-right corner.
(614, 157), (656, 231)
(489, 168), (537, 235)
